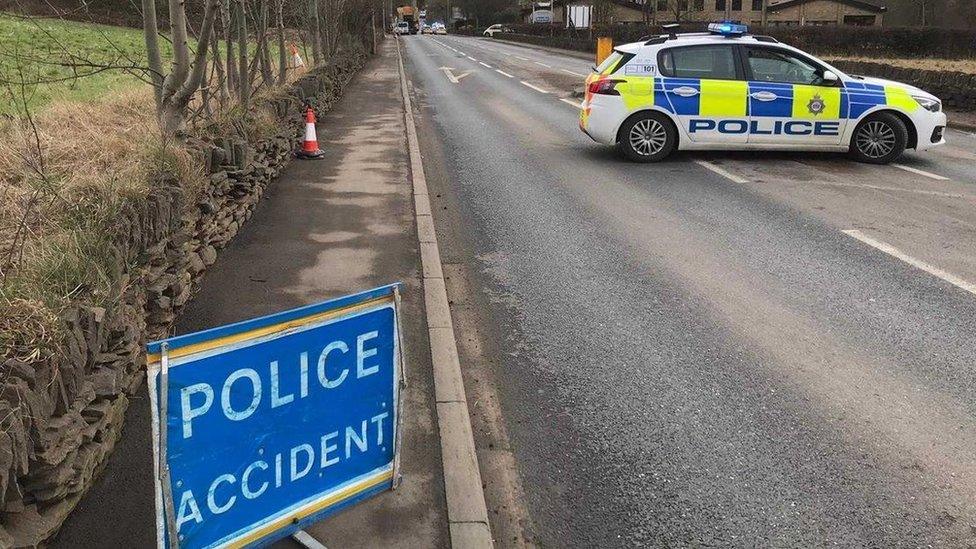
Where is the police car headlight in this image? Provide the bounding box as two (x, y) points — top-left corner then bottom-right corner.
(913, 95), (941, 113)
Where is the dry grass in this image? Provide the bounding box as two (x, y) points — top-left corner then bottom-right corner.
(0, 88), (204, 359)
(827, 56), (976, 74)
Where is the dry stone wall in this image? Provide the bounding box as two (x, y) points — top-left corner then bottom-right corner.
(826, 59), (976, 112)
(0, 48), (368, 548)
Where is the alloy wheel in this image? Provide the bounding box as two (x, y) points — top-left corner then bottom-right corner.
(855, 120), (897, 159)
(629, 118), (667, 157)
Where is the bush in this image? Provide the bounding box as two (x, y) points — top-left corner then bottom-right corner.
(497, 22), (976, 60)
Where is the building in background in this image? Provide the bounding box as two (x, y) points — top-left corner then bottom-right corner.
(521, 0), (888, 26)
(881, 0), (976, 28)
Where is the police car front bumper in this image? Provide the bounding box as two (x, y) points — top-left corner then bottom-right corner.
(913, 111), (947, 152)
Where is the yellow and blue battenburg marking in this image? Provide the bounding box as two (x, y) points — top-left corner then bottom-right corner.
(604, 77), (917, 120)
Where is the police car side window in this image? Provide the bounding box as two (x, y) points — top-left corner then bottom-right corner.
(658, 45), (737, 80)
(745, 47), (824, 85)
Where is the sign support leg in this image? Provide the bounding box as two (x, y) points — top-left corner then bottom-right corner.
(291, 530), (329, 549)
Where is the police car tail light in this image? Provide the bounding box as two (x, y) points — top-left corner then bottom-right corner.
(913, 95), (941, 113)
(588, 79), (622, 96)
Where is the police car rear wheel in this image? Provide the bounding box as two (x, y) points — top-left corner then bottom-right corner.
(618, 112), (676, 163)
(850, 112), (908, 164)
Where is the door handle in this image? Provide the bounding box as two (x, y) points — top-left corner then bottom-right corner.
(672, 86), (699, 97)
(749, 91), (778, 102)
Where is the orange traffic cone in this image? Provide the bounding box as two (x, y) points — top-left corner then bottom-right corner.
(298, 106), (324, 159)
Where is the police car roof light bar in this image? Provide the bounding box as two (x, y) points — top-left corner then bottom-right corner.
(708, 21), (748, 37)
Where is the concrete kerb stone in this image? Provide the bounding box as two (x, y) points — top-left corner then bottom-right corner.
(395, 37), (494, 548)
(420, 241), (445, 279)
(429, 327), (465, 403)
(436, 402), (491, 523)
(450, 522), (495, 549)
(423, 277), (453, 330)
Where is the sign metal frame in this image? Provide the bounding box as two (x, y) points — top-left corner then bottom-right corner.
(147, 283), (404, 549)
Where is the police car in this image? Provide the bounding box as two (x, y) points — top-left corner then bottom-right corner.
(580, 23), (947, 164)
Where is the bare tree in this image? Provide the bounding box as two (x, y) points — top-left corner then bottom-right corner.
(276, 0), (288, 85)
(142, 0), (221, 136)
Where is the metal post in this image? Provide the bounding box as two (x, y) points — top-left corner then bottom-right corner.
(292, 530), (329, 549)
(158, 343), (180, 548)
(391, 286), (407, 490)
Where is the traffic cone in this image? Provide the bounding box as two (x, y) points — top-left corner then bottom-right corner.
(298, 106), (324, 159)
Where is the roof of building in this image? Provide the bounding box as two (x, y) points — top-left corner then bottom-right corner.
(768, 0), (887, 13)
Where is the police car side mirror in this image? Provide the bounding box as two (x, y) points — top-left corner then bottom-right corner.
(822, 70), (839, 84)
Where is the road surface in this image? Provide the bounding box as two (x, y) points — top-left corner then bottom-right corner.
(401, 34), (976, 547)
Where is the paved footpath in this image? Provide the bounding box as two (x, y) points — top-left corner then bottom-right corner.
(52, 39), (449, 548)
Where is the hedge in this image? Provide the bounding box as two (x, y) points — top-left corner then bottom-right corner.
(495, 22), (976, 60)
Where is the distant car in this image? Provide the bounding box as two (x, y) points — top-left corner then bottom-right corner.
(421, 23), (432, 34)
(580, 22), (947, 164)
(432, 22), (448, 35)
(483, 24), (512, 38)
(394, 21), (410, 35)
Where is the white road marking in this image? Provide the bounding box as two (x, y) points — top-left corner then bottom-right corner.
(515, 56), (529, 61)
(891, 163), (950, 181)
(466, 56), (477, 61)
(439, 66), (472, 84)
(693, 159), (750, 184)
(842, 229), (976, 297)
(561, 68), (586, 77)
(534, 61), (552, 68)
(495, 69), (514, 78)
(479, 61), (492, 68)
(520, 81), (550, 94)
(560, 98), (581, 108)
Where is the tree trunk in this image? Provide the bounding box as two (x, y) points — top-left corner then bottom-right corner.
(277, 0), (287, 84)
(212, 30), (229, 107)
(309, 0), (322, 64)
(236, 0), (250, 104)
(142, 0), (164, 108)
(223, 0), (238, 94)
(258, 0), (274, 86)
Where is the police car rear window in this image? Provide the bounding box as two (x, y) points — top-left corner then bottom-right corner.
(659, 45), (737, 80)
(594, 51), (635, 75)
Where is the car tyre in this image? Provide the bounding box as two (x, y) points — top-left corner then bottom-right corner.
(617, 111), (677, 163)
(849, 111), (908, 164)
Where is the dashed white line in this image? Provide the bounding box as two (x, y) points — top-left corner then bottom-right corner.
(515, 56), (529, 61)
(520, 81), (551, 94)
(495, 69), (513, 78)
(842, 229), (976, 297)
(479, 61), (492, 68)
(561, 68), (586, 77)
(693, 159), (750, 184)
(466, 56), (477, 61)
(891, 163), (950, 181)
(559, 98), (581, 108)
(534, 61), (552, 68)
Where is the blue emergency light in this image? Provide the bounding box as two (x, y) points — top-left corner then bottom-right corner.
(708, 21), (748, 36)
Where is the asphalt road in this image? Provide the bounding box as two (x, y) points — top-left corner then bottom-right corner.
(402, 34), (976, 547)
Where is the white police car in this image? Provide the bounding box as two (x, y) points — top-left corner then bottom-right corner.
(579, 23), (947, 164)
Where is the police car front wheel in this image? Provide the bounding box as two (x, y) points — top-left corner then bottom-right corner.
(850, 112), (908, 164)
(618, 112), (676, 163)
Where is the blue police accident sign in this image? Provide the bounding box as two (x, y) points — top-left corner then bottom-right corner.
(146, 284), (404, 548)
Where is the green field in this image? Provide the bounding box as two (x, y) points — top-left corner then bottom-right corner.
(0, 13), (173, 114)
